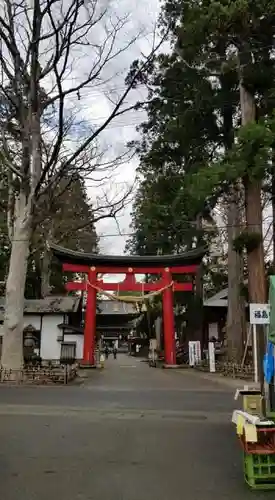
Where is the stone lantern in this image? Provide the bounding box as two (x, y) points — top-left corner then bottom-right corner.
(24, 324), (36, 347)
(23, 324), (37, 364)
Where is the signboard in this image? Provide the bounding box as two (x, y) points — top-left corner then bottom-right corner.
(249, 303), (270, 325)
(188, 341), (201, 366)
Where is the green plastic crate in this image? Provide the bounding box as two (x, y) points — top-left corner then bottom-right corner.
(244, 452), (275, 490)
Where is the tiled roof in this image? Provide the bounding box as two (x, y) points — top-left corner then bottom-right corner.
(97, 300), (138, 315)
(0, 296), (80, 320)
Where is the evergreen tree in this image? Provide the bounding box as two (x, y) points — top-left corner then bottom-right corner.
(127, 0), (275, 360)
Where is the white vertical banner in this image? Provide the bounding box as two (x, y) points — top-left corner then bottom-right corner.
(194, 341), (201, 364)
(188, 341), (195, 366)
(208, 342), (216, 373)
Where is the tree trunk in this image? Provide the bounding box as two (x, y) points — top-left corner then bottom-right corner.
(1, 193), (32, 371)
(240, 77), (266, 398)
(239, 81), (266, 302)
(41, 248), (52, 298)
(194, 214), (204, 346)
(226, 193), (245, 362)
(244, 177), (266, 399)
(219, 67), (246, 362)
(244, 178), (266, 303)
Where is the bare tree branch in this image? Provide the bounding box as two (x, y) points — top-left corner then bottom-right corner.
(0, 1), (164, 369)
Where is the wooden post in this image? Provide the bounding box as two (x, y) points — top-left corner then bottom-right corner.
(162, 268), (176, 365)
(83, 268), (97, 365)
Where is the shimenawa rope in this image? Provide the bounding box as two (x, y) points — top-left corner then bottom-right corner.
(86, 279), (174, 303)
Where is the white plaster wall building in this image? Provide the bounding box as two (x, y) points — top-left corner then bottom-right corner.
(0, 297), (137, 363)
(0, 296), (82, 362)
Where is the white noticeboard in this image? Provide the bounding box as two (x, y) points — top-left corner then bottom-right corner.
(249, 303), (270, 325)
(188, 341), (201, 366)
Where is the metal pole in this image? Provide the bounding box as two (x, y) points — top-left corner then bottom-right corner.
(253, 323), (259, 384)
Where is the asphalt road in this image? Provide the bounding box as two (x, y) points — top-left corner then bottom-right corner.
(0, 355), (271, 499)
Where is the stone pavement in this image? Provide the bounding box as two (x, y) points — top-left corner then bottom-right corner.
(178, 367), (257, 390)
(0, 354), (271, 500)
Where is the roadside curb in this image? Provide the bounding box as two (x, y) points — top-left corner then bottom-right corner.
(176, 367), (256, 389)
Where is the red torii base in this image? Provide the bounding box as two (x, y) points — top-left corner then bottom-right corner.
(51, 244), (204, 366)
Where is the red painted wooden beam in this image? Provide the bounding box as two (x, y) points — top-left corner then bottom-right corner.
(66, 281), (193, 292)
(62, 263), (198, 275)
(174, 283), (193, 292)
(86, 265), (198, 275)
(63, 263), (90, 273)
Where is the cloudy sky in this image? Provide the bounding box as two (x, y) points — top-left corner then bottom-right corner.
(1, 0), (162, 288)
(83, 0), (161, 255)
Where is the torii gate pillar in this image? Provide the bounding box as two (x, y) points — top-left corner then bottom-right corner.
(83, 268), (97, 365)
(163, 268), (176, 365)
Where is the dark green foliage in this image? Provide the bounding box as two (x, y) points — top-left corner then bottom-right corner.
(127, 0), (275, 300)
(126, 53), (221, 258)
(233, 231), (262, 254)
(28, 174), (98, 298)
(126, 4), (226, 291)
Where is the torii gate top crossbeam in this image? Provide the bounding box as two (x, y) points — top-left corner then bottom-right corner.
(50, 243), (206, 269)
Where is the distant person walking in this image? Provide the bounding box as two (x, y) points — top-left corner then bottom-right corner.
(104, 345), (109, 359)
(113, 344), (117, 360)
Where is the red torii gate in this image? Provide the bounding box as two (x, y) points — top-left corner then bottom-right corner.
(51, 244), (205, 366)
